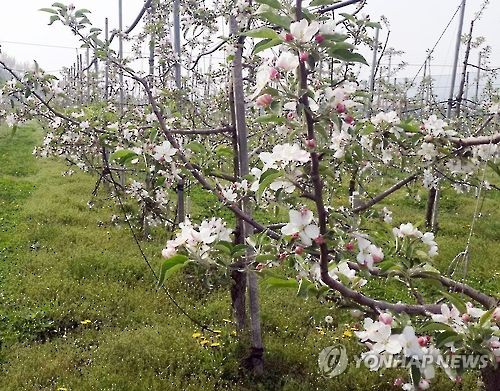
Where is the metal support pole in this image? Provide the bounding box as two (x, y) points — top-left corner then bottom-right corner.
(428, 0), (466, 232)
(118, 0), (125, 187)
(475, 51), (481, 103)
(446, 0), (467, 118)
(118, 0), (124, 114)
(105, 17), (109, 100)
(367, 27), (380, 115)
(173, 0), (181, 88)
(86, 47), (90, 103)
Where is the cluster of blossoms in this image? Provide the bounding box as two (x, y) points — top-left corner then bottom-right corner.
(281, 208), (321, 247)
(392, 223), (438, 258)
(220, 179), (250, 203)
(352, 233), (384, 270)
(258, 143), (310, 172)
(356, 304), (500, 390)
(421, 115), (455, 138)
(161, 218), (232, 262)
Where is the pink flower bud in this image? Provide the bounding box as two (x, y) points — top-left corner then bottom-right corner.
(455, 376), (463, 384)
(256, 94), (273, 108)
(314, 235), (325, 245)
(291, 232), (300, 240)
(284, 33), (294, 42)
(378, 313), (393, 325)
(299, 51), (309, 62)
(418, 336), (430, 347)
(299, 206), (310, 215)
(256, 263), (265, 271)
(490, 340), (500, 349)
(336, 103), (346, 113)
(393, 378), (404, 386)
(461, 313), (471, 323)
(287, 112), (296, 120)
(344, 115), (354, 124)
(269, 67), (279, 80)
(278, 252), (287, 261)
(373, 254), (383, 263)
(418, 379), (430, 390)
(345, 242), (355, 251)
(295, 246), (304, 255)
(305, 138), (316, 149)
(315, 34), (325, 44)
(424, 134), (433, 142)
(492, 307), (500, 322)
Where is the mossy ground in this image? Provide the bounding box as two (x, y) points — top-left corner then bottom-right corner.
(0, 125), (498, 390)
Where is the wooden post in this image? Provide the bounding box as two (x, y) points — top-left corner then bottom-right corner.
(230, 14), (264, 376)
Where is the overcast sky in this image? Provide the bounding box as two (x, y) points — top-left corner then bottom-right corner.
(0, 0), (498, 82)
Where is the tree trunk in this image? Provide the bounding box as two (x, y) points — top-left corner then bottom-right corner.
(481, 365), (500, 391)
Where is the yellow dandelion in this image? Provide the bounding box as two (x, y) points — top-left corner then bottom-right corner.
(343, 330), (353, 338)
(192, 332), (202, 338)
(80, 320), (91, 325)
(213, 329), (222, 334)
(210, 342), (221, 347)
(199, 339), (210, 346)
(222, 318), (233, 323)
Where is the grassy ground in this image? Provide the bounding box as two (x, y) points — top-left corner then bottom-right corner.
(0, 125), (498, 390)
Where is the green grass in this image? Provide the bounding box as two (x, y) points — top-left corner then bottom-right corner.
(0, 124), (498, 390)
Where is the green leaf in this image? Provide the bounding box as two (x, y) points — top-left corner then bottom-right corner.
(365, 21), (382, 29)
(110, 149), (138, 164)
(479, 308), (495, 327)
(487, 161), (500, 177)
(310, 0), (337, 6)
(255, 113), (284, 124)
(51, 2), (67, 10)
(243, 27), (281, 40)
(158, 255), (189, 287)
(255, 0), (283, 10)
(258, 11), (292, 30)
(264, 276), (299, 289)
(330, 48), (368, 65)
(185, 141), (204, 154)
(75, 9), (91, 18)
(257, 170), (282, 200)
(324, 33), (349, 42)
(418, 322), (455, 334)
(39, 7), (58, 14)
(410, 365), (421, 388)
(48, 15), (60, 25)
(437, 334), (462, 349)
(253, 38), (283, 54)
(441, 291), (467, 314)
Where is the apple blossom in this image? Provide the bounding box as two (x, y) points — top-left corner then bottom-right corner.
(417, 142), (438, 161)
(275, 51), (300, 72)
(431, 304), (461, 325)
(281, 208), (320, 247)
(153, 140), (177, 163)
(289, 19), (319, 43)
